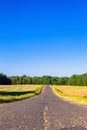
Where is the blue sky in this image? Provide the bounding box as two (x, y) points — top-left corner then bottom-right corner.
(0, 0), (87, 76)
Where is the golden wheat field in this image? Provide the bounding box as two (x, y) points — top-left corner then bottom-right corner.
(0, 85), (42, 92)
(0, 85), (43, 103)
(52, 85), (87, 97)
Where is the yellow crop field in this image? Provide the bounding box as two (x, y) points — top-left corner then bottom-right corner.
(52, 85), (87, 97)
(0, 85), (43, 103)
(52, 85), (87, 104)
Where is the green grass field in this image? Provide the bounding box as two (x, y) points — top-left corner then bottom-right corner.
(52, 85), (87, 105)
(0, 85), (43, 103)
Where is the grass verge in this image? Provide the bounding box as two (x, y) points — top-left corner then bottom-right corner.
(0, 85), (43, 103)
(51, 86), (87, 105)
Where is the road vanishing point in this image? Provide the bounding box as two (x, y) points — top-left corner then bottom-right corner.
(0, 86), (87, 130)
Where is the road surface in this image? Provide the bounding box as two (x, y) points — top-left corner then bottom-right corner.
(0, 86), (87, 130)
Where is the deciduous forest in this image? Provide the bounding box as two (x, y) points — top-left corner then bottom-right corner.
(0, 73), (87, 86)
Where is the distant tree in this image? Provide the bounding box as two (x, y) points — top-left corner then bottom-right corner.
(51, 77), (59, 85)
(21, 75), (31, 84)
(41, 76), (52, 85)
(68, 75), (77, 86)
(1, 73), (87, 86)
(81, 74), (87, 86)
(31, 77), (39, 84)
(0, 73), (11, 85)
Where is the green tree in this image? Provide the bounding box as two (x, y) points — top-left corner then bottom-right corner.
(0, 73), (11, 85)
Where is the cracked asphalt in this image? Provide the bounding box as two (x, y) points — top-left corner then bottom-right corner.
(0, 86), (87, 130)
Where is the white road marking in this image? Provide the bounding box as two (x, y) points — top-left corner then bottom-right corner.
(43, 106), (49, 130)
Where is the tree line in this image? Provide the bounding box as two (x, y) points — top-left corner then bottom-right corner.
(0, 73), (87, 86)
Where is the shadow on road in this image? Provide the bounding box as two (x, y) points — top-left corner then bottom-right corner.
(60, 127), (87, 130)
(0, 91), (35, 96)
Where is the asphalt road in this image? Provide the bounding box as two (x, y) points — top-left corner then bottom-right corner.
(0, 86), (87, 130)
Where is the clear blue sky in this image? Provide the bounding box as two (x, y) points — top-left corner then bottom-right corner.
(0, 0), (87, 76)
